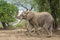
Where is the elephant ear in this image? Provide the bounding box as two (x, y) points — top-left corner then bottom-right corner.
(26, 11), (34, 20)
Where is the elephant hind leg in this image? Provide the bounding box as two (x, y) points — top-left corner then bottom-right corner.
(48, 22), (53, 36)
(49, 25), (53, 37)
(43, 23), (53, 37)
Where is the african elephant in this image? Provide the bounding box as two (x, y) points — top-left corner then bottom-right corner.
(16, 10), (54, 36)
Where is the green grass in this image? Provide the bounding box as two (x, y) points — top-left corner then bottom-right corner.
(0, 24), (3, 28)
(16, 20), (27, 28)
(0, 20), (27, 29)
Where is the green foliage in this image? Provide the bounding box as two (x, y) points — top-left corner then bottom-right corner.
(10, 0), (60, 25)
(0, 24), (3, 28)
(8, 25), (16, 29)
(16, 20), (26, 28)
(31, 0), (51, 12)
(0, 0), (18, 23)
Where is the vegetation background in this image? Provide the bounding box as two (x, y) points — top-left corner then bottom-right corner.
(0, 0), (60, 29)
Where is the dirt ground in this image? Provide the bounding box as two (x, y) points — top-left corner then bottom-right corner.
(0, 28), (60, 40)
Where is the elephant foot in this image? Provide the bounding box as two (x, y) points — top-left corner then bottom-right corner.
(46, 35), (52, 38)
(47, 36), (52, 38)
(35, 31), (40, 36)
(25, 31), (33, 36)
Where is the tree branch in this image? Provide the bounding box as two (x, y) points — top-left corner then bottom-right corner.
(13, 2), (28, 10)
(29, 6), (33, 11)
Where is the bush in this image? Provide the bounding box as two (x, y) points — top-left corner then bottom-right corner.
(16, 20), (27, 28)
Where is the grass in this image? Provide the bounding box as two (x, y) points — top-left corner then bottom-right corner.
(0, 23), (3, 28)
(16, 20), (27, 28)
(0, 20), (27, 29)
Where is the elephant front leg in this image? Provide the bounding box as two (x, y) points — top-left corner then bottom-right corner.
(25, 22), (34, 36)
(33, 22), (40, 35)
(43, 23), (53, 37)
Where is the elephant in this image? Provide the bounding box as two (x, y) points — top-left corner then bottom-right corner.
(16, 10), (55, 36)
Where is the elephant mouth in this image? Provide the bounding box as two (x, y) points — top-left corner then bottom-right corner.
(23, 17), (26, 19)
(22, 16), (27, 19)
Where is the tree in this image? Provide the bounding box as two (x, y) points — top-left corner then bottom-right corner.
(48, 0), (59, 30)
(0, 0), (18, 29)
(11, 0), (34, 10)
(31, 0), (60, 31)
(10, 0), (60, 30)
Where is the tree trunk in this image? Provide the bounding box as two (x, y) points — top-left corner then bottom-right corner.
(1, 22), (9, 29)
(48, 0), (59, 30)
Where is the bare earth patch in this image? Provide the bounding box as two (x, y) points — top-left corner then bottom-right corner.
(0, 28), (60, 40)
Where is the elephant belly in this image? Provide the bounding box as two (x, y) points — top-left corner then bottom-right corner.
(37, 17), (46, 27)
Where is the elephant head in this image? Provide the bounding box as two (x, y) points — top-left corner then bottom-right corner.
(17, 10), (34, 21)
(15, 4), (34, 20)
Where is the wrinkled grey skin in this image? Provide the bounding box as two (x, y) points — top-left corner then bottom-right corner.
(17, 11), (54, 36)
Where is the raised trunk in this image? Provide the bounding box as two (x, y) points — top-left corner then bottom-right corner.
(15, 10), (19, 18)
